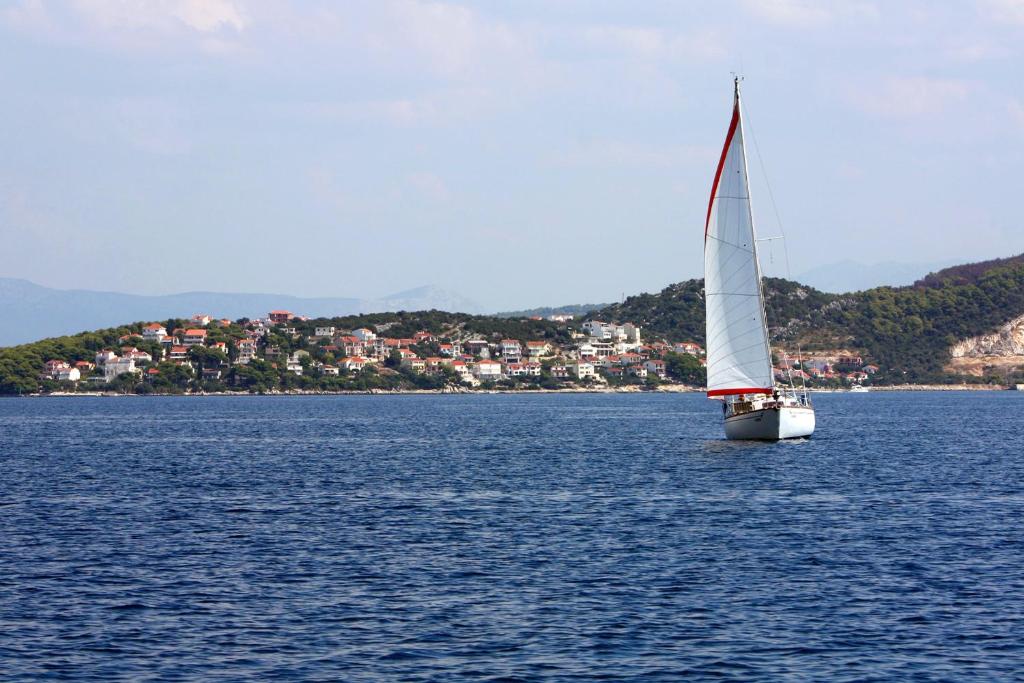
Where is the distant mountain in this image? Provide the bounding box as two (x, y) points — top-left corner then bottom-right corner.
(495, 303), (613, 319)
(0, 278), (482, 347)
(796, 259), (958, 293)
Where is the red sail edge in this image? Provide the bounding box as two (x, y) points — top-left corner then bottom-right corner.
(707, 387), (773, 397)
(704, 103), (740, 242)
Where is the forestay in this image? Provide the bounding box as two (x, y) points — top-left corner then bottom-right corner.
(703, 84), (774, 397)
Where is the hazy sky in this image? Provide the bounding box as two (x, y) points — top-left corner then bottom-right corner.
(2, 1), (1023, 310)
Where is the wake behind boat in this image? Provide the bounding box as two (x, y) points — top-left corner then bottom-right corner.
(703, 79), (815, 440)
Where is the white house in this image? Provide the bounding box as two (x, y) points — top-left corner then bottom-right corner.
(123, 348), (153, 364)
(142, 323), (167, 341)
(568, 361), (595, 379)
(235, 339), (257, 364)
(353, 328), (377, 343)
(644, 360), (666, 378)
(500, 339), (522, 360)
(55, 367), (81, 382)
(505, 362), (541, 377)
(95, 350), (117, 366)
(104, 357), (137, 382)
(582, 320), (610, 339)
(472, 360), (503, 380)
(314, 326), (336, 338)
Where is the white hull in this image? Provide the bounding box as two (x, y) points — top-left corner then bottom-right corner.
(724, 405), (815, 440)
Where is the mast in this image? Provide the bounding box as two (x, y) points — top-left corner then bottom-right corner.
(734, 78), (775, 385)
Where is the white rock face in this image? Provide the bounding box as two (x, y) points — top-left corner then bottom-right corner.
(950, 314), (1024, 358)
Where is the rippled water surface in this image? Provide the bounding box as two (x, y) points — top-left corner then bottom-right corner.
(2, 392), (1023, 681)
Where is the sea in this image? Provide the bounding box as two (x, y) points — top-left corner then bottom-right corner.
(1, 392), (1022, 681)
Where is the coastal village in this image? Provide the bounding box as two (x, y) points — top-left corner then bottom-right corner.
(35, 308), (881, 393)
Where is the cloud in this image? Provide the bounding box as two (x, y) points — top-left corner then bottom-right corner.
(577, 25), (726, 61)
(408, 172), (449, 201)
(743, 0), (877, 27)
(380, 0), (535, 80)
(982, 0), (1024, 24)
(548, 139), (715, 169)
(70, 0), (246, 33)
(113, 96), (193, 155)
(1010, 99), (1024, 129)
(844, 76), (971, 118)
(1, 0), (247, 54)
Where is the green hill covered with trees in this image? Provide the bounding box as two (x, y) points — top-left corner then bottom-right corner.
(3, 254), (1023, 394)
(595, 254), (1024, 384)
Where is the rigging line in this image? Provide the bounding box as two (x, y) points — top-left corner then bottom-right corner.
(739, 98), (793, 282)
(741, 91), (809, 398)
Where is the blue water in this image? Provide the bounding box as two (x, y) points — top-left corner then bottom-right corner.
(1, 392), (1022, 681)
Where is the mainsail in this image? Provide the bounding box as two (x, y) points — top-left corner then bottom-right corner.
(704, 82), (774, 397)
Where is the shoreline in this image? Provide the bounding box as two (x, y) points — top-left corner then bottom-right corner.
(14, 383), (1015, 397)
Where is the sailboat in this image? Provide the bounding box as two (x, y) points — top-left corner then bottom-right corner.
(704, 78), (815, 440)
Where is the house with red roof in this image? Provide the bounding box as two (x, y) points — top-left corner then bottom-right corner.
(182, 329), (207, 347)
(268, 310), (293, 324)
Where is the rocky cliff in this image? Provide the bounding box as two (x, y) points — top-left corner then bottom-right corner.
(950, 314), (1024, 358)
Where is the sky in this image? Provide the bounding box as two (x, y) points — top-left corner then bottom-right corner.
(1, 0), (1023, 311)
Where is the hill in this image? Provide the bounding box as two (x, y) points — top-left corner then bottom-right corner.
(595, 254), (1024, 383)
(913, 254), (1024, 288)
(494, 303), (613, 319)
(0, 279), (483, 347)
(4, 254), (1024, 393)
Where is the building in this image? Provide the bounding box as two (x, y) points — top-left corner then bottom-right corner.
(550, 365), (570, 378)
(182, 329), (207, 347)
(505, 362), (541, 377)
(340, 356), (368, 372)
(463, 340), (489, 357)
(142, 323), (167, 341)
(674, 342), (704, 356)
(525, 341), (550, 358)
(352, 328), (377, 343)
(169, 346), (189, 361)
(104, 357), (137, 382)
(401, 357), (426, 373)
(95, 350), (117, 366)
(122, 348), (153, 364)
(500, 339), (522, 360)
(269, 310), (294, 324)
(314, 326), (336, 338)
(568, 361), (595, 379)
(54, 367), (81, 382)
(644, 359), (666, 378)
(627, 365), (648, 378)
(472, 360), (503, 380)
(235, 339), (258, 364)
(190, 314), (213, 327)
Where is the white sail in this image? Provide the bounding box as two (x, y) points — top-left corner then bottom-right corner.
(704, 85), (774, 397)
